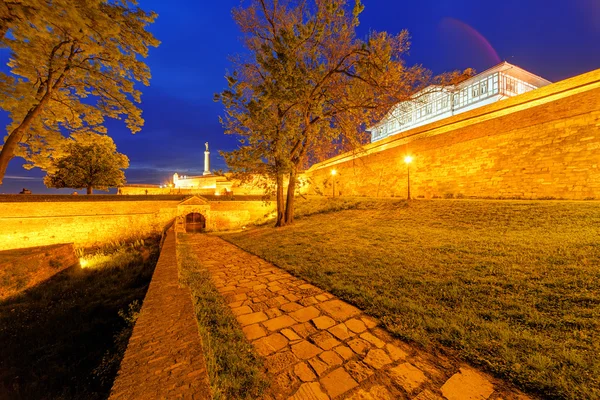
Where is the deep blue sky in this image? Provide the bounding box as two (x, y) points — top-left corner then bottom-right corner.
(1, 0), (599, 194)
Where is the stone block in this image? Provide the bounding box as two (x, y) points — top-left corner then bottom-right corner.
(263, 315), (296, 332)
(242, 324), (266, 340)
(294, 362), (317, 382)
(345, 318), (367, 333)
(320, 367), (358, 398)
(254, 333), (288, 356)
(440, 367), (495, 400)
(290, 306), (321, 322)
(389, 363), (428, 394)
(291, 340), (322, 360)
(289, 382), (329, 400)
(363, 348), (392, 370)
(319, 351), (343, 367)
(237, 311), (268, 327)
(312, 315), (336, 330)
(319, 299), (361, 321)
(328, 323), (354, 341)
(311, 331), (341, 351)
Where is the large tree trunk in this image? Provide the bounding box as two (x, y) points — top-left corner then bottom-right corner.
(0, 101), (46, 185)
(274, 173), (285, 227)
(87, 186), (93, 195)
(284, 167), (297, 225)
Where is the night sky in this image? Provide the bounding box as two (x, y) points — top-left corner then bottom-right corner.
(1, 0), (599, 194)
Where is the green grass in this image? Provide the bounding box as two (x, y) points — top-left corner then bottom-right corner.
(0, 236), (160, 399)
(178, 234), (268, 400)
(220, 198), (600, 399)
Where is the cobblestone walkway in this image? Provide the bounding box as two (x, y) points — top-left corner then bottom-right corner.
(187, 234), (531, 400)
(109, 231), (211, 400)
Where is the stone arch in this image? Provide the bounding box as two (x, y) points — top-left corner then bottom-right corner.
(185, 212), (206, 233)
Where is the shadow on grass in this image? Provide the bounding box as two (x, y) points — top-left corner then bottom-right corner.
(0, 239), (160, 400)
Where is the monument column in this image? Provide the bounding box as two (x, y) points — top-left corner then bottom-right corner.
(203, 142), (211, 176)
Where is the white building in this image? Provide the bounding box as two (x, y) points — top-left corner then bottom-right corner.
(369, 62), (552, 142)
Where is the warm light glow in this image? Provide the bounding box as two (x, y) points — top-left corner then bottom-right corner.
(79, 258), (88, 268)
(404, 156), (413, 164)
(214, 191), (221, 196)
(331, 169), (337, 176)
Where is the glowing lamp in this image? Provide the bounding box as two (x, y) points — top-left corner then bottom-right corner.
(404, 155), (413, 164)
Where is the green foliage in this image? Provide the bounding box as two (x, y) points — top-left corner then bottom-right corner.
(44, 133), (129, 193)
(221, 199), (600, 399)
(0, 0), (159, 182)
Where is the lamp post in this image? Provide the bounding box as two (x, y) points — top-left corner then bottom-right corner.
(404, 156), (413, 200)
(331, 169), (337, 198)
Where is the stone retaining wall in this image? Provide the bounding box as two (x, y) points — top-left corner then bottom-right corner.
(303, 68), (600, 200)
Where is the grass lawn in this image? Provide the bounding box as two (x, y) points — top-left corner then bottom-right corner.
(0, 237), (160, 399)
(220, 198), (600, 399)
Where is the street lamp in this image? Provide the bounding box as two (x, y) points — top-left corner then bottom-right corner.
(331, 169), (337, 198)
(404, 156), (413, 200)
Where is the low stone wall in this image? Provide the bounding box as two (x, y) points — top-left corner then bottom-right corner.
(0, 197), (277, 251)
(303, 68), (600, 200)
(109, 231), (211, 399)
(0, 200), (180, 251)
(0, 243), (78, 300)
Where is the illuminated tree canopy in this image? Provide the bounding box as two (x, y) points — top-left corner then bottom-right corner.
(0, 0), (159, 184)
(217, 0), (471, 227)
(44, 133), (129, 194)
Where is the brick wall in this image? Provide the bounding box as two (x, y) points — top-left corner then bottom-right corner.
(303, 69), (600, 200)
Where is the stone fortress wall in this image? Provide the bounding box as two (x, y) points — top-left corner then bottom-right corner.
(301, 68), (600, 200)
(0, 197), (275, 251)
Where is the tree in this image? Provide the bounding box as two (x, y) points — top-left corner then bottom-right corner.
(0, 0), (159, 184)
(44, 133), (129, 194)
(217, 0), (470, 226)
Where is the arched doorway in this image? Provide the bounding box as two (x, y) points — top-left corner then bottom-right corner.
(185, 213), (206, 233)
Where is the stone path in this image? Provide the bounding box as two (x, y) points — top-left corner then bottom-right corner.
(186, 234), (532, 400)
(109, 231), (211, 400)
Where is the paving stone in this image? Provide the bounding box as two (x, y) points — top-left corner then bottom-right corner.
(363, 348), (393, 370)
(281, 328), (303, 341)
(284, 293), (300, 302)
(328, 323), (354, 341)
(229, 301), (244, 308)
(265, 307), (284, 319)
(315, 294), (329, 302)
(254, 333), (289, 356)
(320, 367), (359, 398)
(389, 363), (428, 394)
(266, 351), (298, 374)
(281, 301), (304, 312)
(231, 305), (253, 316)
(385, 343), (408, 362)
(289, 382), (330, 400)
(308, 357), (330, 377)
(312, 315), (336, 330)
(333, 345), (355, 361)
(290, 306), (321, 322)
(292, 340), (323, 360)
(440, 367), (495, 400)
(345, 318), (368, 333)
(238, 311), (268, 327)
(294, 362), (317, 382)
(292, 322), (318, 338)
(360, 332), (386, 348)
(242, 323), (267, 340)
(361, 316), (378, 329)
(311, 331), (341, 350)
(345, 385), (394, 400)
(299, 296), (320, 306)
(264, 315), (297, 332)
(344, 360), (374, 383)
(347, 338), (371, 356)
(319, 299), (361, 322)
(319, 350), (343, 367)
(275, 368), (299, 393)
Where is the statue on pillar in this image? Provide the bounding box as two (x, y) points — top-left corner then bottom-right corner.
(203, 142), (211, 175)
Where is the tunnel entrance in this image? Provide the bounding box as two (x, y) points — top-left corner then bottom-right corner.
(185, 213), (206, 233)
